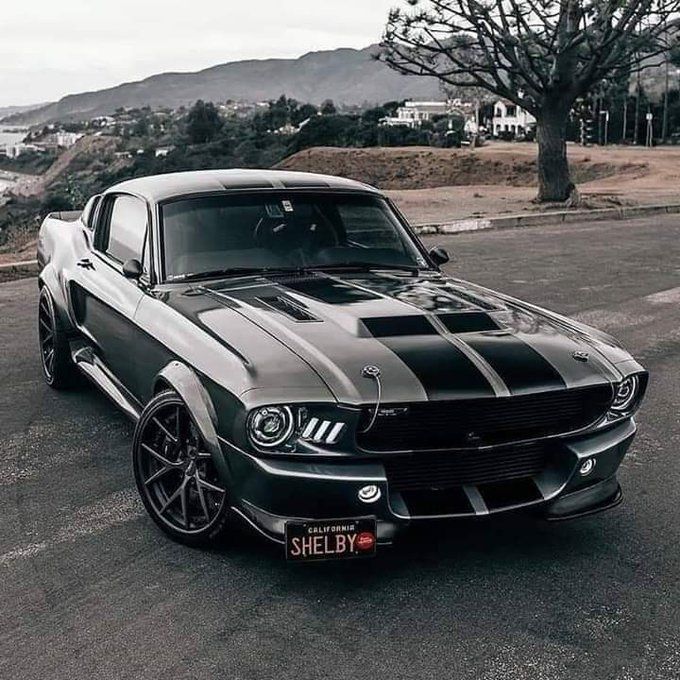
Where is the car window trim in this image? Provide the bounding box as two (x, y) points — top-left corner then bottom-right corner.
(81, 194), (102, 231)
(92, 191), (154, 285)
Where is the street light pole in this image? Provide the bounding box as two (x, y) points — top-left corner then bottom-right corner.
(604, 110), (609, 146)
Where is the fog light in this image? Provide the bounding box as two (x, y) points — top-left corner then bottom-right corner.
(358, 485), (381, 503)
(579, 459), (596, 477)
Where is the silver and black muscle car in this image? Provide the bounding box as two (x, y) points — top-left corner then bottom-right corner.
(37, 169), (648, 560)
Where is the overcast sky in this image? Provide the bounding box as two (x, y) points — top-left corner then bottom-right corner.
(0, 0), (399, 107)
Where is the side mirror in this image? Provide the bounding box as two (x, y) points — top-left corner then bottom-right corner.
(429, 246), (450, 266)
(122, 258), (143, 280)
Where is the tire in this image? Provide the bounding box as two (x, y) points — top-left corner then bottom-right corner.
(38, 286), (78, 389)
(132, 390), (232, 547)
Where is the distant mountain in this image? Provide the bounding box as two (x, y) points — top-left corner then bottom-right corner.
(7, 46), (443, 126)
(0, 103), (50, 123)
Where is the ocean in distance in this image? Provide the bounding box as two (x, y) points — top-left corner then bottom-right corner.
(0, 126), (29, 193)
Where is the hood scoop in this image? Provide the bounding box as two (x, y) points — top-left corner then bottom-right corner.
(257, 295), (321, 323)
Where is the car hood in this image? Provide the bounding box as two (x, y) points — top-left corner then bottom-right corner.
(170, 270), (636, 405)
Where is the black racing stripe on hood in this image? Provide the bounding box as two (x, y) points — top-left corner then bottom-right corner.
(363, 316), (437, 337)
(464, 335), (566, 394)
(438, 312), (501, 334)
(375, 336), (496, 399)
(277, 276), (380, 305)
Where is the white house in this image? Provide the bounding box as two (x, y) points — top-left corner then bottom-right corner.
(382, 99), (480, 132)
(492, 100), (536, 137)
(381, 101), (452, 128)
(5, 143), (44, 158)
(56, 131), (82, 148)
(91, 116), (116, 128)
(154, 146), (174, 158)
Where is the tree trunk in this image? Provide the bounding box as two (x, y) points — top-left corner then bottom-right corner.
(536, 109), (573, 202)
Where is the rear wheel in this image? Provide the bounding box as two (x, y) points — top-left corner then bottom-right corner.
(133, 390), (232, 547)
(38, 287), (77, 389)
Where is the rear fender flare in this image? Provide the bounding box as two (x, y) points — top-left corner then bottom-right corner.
(38, 264), (75, 333)
(153, 361), (232, 486)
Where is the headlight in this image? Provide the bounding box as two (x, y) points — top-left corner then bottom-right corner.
(245, 404), (351, 451)
(247, 406), (295, 449)
(610, 375), (640, 413)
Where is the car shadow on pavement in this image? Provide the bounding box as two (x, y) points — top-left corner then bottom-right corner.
(205, 508), (620, 583)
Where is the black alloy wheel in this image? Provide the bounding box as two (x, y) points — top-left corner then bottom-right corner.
(38, 287), (76, 389)
(133, 390), (231, 546)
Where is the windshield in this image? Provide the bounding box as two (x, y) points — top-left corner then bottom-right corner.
(160, 192), (428, 281)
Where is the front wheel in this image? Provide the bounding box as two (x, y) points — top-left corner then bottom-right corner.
(132, 390), (232, 547)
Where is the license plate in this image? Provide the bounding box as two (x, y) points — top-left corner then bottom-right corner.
(285, 518), (377, 561)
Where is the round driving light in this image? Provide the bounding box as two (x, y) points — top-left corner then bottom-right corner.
(579, 459), (596, 477)
(358, 485), (381, 503)
(611, 376), (639, 412)
(247, 406), (294, 449)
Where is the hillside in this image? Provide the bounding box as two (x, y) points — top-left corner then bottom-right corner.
(7, 46), (442, 126)
(0, 103), (48, 120)
(276, 146), (647, 191)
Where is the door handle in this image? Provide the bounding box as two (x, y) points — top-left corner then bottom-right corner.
(77, 258), (95, 270)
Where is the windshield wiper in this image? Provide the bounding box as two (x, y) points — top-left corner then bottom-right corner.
(308, 262), (424, 274)
(167, 267), (308, 283)
(167, 262), (427, 283)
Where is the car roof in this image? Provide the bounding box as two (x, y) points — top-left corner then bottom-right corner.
(107, 169), (382, 203)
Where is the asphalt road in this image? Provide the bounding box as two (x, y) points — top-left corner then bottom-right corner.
(2, 215), (679, 680)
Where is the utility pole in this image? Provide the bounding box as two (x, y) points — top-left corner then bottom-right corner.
(661, 17), (669, 144)
(663, 54), (670, 143)
(622, 96), (628, 143)
(634, 71), (641, 145)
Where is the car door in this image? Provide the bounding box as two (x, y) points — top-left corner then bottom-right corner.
(72, 192), (151, 397)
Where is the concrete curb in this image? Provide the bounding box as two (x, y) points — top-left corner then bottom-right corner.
(412, 203), (680, 235)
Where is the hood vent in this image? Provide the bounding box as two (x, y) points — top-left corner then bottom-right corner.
(443, 286), (500, 312)
(363, 315), (437, 337)
(438, 312), (501, 334)
(257, 296), (320, 322)
(265, 272), (321, 285)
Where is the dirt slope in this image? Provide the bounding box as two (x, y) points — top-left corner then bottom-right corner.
(276, 145), (648, 191)
(13, 135), (124, 198)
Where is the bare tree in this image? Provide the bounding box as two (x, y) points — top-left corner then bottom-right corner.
(381, 1), (680, 202)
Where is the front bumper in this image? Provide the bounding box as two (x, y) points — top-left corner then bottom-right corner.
(219, 418), (637, 545)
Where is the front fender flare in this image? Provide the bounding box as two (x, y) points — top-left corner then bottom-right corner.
(153, 361), (232, 487)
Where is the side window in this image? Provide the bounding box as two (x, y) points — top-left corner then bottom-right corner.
(103, 195), (148, 265)
(337, 203), (404, 251)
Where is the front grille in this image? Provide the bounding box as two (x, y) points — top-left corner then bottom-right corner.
(357, 385), (612, 451)
(384, 442), (550, 493)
